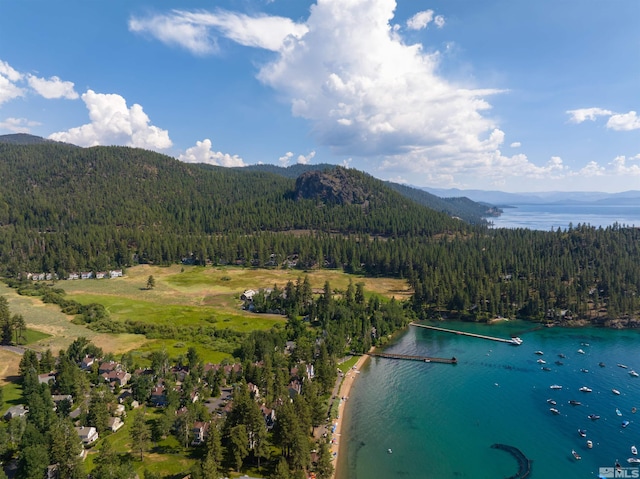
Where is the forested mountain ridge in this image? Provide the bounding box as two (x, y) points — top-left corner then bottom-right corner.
(1, 136), (640, 326)
(243, 162), (500, 224)
(0, 139), (466, 274)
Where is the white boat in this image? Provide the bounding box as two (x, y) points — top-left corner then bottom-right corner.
(616, 408), (623, 416)
(510, 337), (523, 345)
(537, 359), (546, 364)
(632, 445), (637, 455)
(579, 386), (593, 392)
(535, 351), (544, 355)
(630, 370), (639, 377)
(547, 399), (557, 405)
(550, 408), (560, 415)
(550, 384), (563, 390)
(618, 364), (628, 369)
(629, 458), (640, 464)
(613, 389), (621, 395)
(572, 449), (581, 460)
(577, 349), (585, 354)
(388, 448), (392, 454)
(578, 429), (587, 437)
(587, 440), (593, 449)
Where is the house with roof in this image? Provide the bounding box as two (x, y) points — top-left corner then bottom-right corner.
(107, 417), (124, 433)
(192, 421), (210, 445)
(4, 404), (28, 420)
(75, 426), (99, 445)
(98, 361), (119, 375)
(80, 355), (95, 370)
(102, 370), (131, 387)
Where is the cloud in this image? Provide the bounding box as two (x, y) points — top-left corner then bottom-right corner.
(510, 142), (521, 148)
(566, 107), (613, 124)
(0, 60), (25, 105)
(27, 74), (79, 100)
(406, 10), (444, 30)
(258, 0), (505, 168)
(0, 117), (41, 133)
(297, 150), (315, 164)
(48, 90), (172, 150)
(606, 111), (640, 131)
(568, 108), (640, 131)
(129, 9), (307, 54)
(609, 155), (640, 175)
(278, 151), (293, 166)
(1, 59), (81, 106)
(178, 138), (245, 167)
(577, 161), (605, 177)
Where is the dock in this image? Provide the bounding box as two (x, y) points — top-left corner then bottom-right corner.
(410, 322), (521, 345)
(366, 351), (457, 364)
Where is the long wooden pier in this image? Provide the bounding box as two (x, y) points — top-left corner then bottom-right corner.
(366, 351), (457, 364)
(410, 322), (520, 345)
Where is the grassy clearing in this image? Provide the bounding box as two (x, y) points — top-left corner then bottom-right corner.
(85, 408), (198, 478)
(134, 339), (232, 365)
(2, 265), (411, 371)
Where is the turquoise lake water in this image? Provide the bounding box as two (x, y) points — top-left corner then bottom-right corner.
(336, 321), (640, 479)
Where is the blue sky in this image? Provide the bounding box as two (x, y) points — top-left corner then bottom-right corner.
(1, 0), (638, 193)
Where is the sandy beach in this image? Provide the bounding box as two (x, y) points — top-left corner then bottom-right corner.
(328, 353), (370, 479)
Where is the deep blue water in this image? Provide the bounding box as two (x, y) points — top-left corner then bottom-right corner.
(337, 322), (640, 479)
(489, 204), (640, 231)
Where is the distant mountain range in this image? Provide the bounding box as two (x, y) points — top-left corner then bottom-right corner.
(422, 187), (640, 206)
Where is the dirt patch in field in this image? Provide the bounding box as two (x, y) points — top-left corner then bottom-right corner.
(0, 350), (20, 386)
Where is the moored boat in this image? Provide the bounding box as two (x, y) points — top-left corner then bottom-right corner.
(588, 414), (601, 420)
(632, 445), (637, 455)
(618, 364), (628, 369)
(510, 337), (523, 345)
(578, 429), (587, 437)
(628, 458), (640, 464)
(617, 408), (622, 416)
(550, 384), (562, 390)
(572, 449), (581, 460)
(622, 420), (630, 428)
(569, 400), (581, 406)
(577, 349), (585, 354)
(547, 399), (557, 405)
(599, 362), (606, 367)
(550, 407), (560, 415)
(535, 350), (544, 355)
(579, 386), (592, 392)
(587, 440), (593, 449)
(537, 359), (546, 364)
(630, 370), (639, 377)
(613, 389), (621, 395)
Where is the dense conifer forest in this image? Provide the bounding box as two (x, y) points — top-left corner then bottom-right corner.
(1, 136), (640, 326)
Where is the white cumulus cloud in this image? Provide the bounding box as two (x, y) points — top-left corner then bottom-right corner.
(179, 139), (245, 167)
(606, 111), (640, 131)
(129, 9), (308, 54)
(567, 107), (613, 123)
(0, 60), (25, 105)
(609, 155), (640, 175)
(278, 151), (294, 166)
(48, 90), (172, 150)
(406, 10), (444, 30)
(297, 150), (315, 165)
(0, 117), (41, 133)
(27, 74), (79, 100)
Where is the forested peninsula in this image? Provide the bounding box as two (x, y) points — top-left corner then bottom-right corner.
(1, 135), (639, 327)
